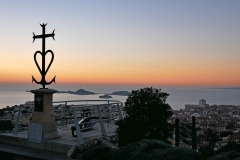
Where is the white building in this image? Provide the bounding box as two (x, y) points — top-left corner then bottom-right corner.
(199, 99), (206, 106)
(185, 99), (207, 109)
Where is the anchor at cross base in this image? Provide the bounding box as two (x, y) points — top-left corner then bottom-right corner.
(32, 23), (56, 89)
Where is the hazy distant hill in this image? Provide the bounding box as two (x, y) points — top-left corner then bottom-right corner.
(215, 87), (240, 90)
(57, 90), (74, 94)
(74, 89), (94, 95)
(111, 91), (131, 96)
(57, 89), (94, 95)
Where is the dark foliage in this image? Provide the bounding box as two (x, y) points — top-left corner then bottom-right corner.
(204, 129), (221, 147)
(81, 139), (200, 160)
(220, 131), (233, 138)
(199, 136), (240, 159)
(0, 120), (14, 131)
(198, 146), (215, 160)
(207, 151), (240, 160)
(81, 145), (112, 160)
(111, 139), (171, 160)
(226, 122), (235, 130)
(198, 129), (221, 159)
(21, 110), (28, 114)
(25, 106), (30, 109)
(216, 142), (240, 154)
(0, 109), (5, 116)
(0, 107), (13, 116)
(115, 87), (174, 146)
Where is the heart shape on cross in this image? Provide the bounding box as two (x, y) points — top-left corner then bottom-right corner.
(34, 50), (54, 75)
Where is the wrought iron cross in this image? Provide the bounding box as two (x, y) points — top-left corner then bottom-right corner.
(32, 23), (56, 88)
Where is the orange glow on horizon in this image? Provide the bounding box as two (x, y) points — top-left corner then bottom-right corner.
(1, 47), (240, 87)
(1, 72), (240, 87)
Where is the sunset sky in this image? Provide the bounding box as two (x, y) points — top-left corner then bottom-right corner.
(0, 1), (240, 87)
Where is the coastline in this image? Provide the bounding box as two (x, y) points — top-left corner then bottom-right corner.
(1, 87), (240, 110)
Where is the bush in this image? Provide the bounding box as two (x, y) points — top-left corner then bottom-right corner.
(82, 145), (112, 160)
(111, 139), (171, 160)
(111, 139), (199, 160)
(207, 151), (240, 160)
(82, 139), (200, 160)
(216, 142), (240, 154)
(198, 146), (215, 160)
(22, 110), (28, 114)
(0, 120), (14, 131)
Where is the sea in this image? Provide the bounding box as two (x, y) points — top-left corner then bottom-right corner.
(1, 83), (240, 110)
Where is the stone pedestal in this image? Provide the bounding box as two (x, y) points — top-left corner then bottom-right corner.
(29, 89), (58, 142)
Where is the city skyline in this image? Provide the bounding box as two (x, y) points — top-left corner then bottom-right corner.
(1, 1), (240, 86)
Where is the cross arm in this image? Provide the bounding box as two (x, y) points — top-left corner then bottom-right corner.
(32, 29), (55, 43)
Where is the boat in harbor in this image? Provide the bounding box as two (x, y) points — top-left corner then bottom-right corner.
(99, 94), (112, 99)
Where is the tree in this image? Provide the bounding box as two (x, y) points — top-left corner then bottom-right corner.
(204, 129), (220, 148)
(115, 87), (174, 146)
(0, 108), (6, 117)
(0, 120), (14, 131)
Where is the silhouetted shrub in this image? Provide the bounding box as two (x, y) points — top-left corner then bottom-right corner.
(203, 129), (221, 148)
(22, 110), (28, 114)
(198, 146), (215, 160)
(25, 106), (30, 109)
(82, 145), (112, 160)
(216, 142), (240, 154)
(0, 120), (14, 131)
(116, 87), (174, 146)
(82, 139), (200, 160)
(111, 139), (199, 160)
(111, 139), (171, 160)
(219, 131), (233, 138)
(207, 151), (240, 160)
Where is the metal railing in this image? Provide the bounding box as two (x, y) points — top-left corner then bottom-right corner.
(11, 99), (125, 144)
(196, 118), (240, 148)
(175, 116), (240, 150)
(175, 116), (196, 150)
(53, 100), (125, 143)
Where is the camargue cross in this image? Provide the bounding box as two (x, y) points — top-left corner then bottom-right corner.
(32, 23), (56, 88)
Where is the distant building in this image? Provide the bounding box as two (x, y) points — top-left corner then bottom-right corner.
(24, 101), (34, 109)
(185, 104), (200, 109)
(14, 115), (30, 126)
(185, 99), (207, 109)
(14, 105), (24, 112)
(199, 99), (206, 106)
(191, 113), (200, 117)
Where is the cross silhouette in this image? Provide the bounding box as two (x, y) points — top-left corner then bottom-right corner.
(32, 23), (56, 88)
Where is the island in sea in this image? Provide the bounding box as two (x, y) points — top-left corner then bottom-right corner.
(57, 89), (131, 96)
(111, 91), (131, 96)
(57, 89), (95, 95)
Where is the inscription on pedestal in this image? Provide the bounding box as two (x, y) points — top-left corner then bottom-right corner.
(34, 95), (43, 112)
(28, 123), (42, 143)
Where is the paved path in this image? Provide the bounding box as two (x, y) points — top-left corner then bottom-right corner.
(0, 122), (118, 159)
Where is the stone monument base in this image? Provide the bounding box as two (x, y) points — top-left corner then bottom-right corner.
(30, 89), (58, 142)
(43, 130), (59, 141)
